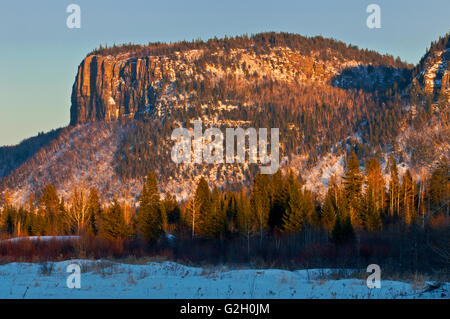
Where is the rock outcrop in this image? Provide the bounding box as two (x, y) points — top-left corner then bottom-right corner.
(418, 48), (450, 102)
(70, 37), (412, 126)
(70, 54), (176, 125)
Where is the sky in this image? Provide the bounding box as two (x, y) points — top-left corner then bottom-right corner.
(0, 0), (448, 146)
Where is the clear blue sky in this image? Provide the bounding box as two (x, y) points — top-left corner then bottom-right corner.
(0, 0), (448, 146)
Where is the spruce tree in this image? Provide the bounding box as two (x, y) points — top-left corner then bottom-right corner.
(343, 152), (363, 227)
(331, 214), (342, 244)
(193, 177), (213, 238)
(282, 172), (316, 232)
(341, 215), (356, 244)
(225, 192), (239, 233)
(321, 190), (336, 232)
(86, 188), (102, 236)
(364, 158), (384, 231)
(303, 190), (318, 227)
(163, 193), (181, 232)
(208, 185), (226, 239)
(100, 199), (127, 240)
(364, 190), (382, 231)
(331, 214), (356, 245)
(58, 197), (70, 235)
(137, 172), (165, 243)
(282, 176), (305, 232)
(5, 207), (15, 236)
(269, 170), (289, 230)
(429, 158), (449, 215)
(365, 158), (385, 213)
(250, 173), (271, 245)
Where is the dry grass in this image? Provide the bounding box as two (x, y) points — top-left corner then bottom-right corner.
(113, 255), (169, 265)
(127, 271), (137, 285)
(311, 268), (366, 281)
(38, 261), (54, 276)
(410, 272), (427, 291)
(79, 260), (118, 277)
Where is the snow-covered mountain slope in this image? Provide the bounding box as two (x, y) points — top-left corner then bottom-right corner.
(1, 122), (142, 205)
(0, 260), (447, 299)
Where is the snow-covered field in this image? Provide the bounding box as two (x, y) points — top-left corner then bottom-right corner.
(0, 260), (447, 299)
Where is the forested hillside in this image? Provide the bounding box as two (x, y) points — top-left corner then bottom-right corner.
(0, 32), (448, 274)
(0, 32), (448, 215)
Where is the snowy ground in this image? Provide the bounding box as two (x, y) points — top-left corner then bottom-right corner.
(0, 260), (447, 299)
(0, 236), (80, 243)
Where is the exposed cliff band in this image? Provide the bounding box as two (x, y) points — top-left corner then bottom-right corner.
(70, 54), (167, 125)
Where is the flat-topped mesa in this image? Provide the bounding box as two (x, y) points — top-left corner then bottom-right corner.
(70, 33), (414, 126)
(70, 54), (161, 125)
(70, 55), (143, 125)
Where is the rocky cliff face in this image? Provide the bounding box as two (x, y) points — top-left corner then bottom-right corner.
(71, 54), (164, 125)
(413, 34), (450, 104)
(421, 48), (450, 100)
(70, 42), (409, 126)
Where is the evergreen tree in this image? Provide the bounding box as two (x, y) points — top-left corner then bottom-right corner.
(364, 158), (384, 231)
(303, 190), (318, 227)
(282, 174), (305, 232)
(225, 191), (239, 233)
(86, 188), (102, 235)
(343, 152), (363, 227)
(192, 177), (213, 238)
(341, 215), (356, 244)
(429, 158), (449, 216)
(58, 197), (70, 235)
(331, 214), (356, 245)
(163, 192), (181, 233)
(364, 190), (382, 231)
(4, 207), (15, 236)
(209, 185), (227, 239)
(99, 199), (127, 240)
(269, 170), (289, 230)
(365, 158), (386, 213)
(236, 189), (252, 257)
(331, 214), (342, 244)
(321, 189), (336, 232)
(282, 172), (317, 232)
(137, 172), (165, 243)
(250, 173), (271, 245)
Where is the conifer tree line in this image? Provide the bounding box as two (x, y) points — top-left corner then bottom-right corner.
(89, 32), (410, 69)
(1, 153), (448, 244)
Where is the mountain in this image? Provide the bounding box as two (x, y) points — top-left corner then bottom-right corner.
(70, 33), (411, 125)
(0, 32), (448, 206)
